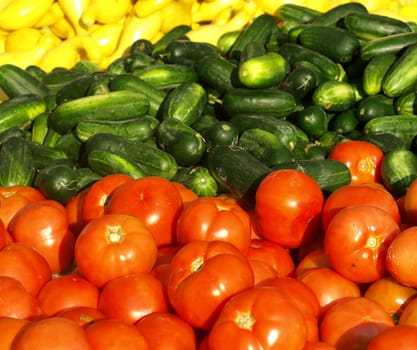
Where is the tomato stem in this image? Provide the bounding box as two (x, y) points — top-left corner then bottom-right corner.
(235, 311), (255, 330)
(105, 225), (125, 243)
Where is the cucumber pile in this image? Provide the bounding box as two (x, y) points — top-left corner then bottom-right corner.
(1, 2), (417, 203)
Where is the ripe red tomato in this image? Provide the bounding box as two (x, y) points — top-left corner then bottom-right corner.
(303, 341), (336, 350)
(248, 259), (279, 285)
(328, 140), (384, 184)
(36, 275), (100, 317)
(255, 169), (324, 248)
(172, 182), (199, 204)
(321, 183), (401, 230)
(11, 317), (91, 350)
(295, 248), (332, 277)
(135, 311), (197, 350)
(98, 272), (169, 324)
(9, 199), (76, 274)
(319, 296), (395, 350)
(402, 177), (417, 225)
(176, 196), (252, 253)
(167, 240), (254, 330)
(386, 226), (417, 288)
(324, 205), (400, 283)
(54, 306), (106, 327)
(208, 285), (308, 350)
(366, 325), (417, 350)
(65, 187), (89, 237)
(74, 213), (158, 288)
(0, 243), (51, 296)
(398, 296), (417, 326)
(0, 317), (31, 350)
(105, 176), (184, 247)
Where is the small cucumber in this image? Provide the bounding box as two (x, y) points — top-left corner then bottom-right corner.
(293, 105), (328, 140)
(312, 80), (358, 112)
(359, 132), (408, 153)
(204, 121), (239, 148)
(276, 3), (321, 24)
(161, 40), (219, 66)
(356, 94), (396, 123)
(279, 65), (319, 100)
(172, 166), (218, 197)
(362, 53), (397, 95)
(395, 91), (417, 115)
(30, 143), (69, 172)
(328, 109), (359, 135)
(30, 112), (49, 145)
(55, 73), (95, 104)
(309, 2), (368, 26)
(151, 24), (192, 58)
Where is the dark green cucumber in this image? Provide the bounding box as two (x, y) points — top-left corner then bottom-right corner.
(42, 68), (86, 94)
(293, 105), (328, 140)
(159, 81), (208, 125)
(73, 60), (101, 73)
(42, 127), (62, 148)
(222, 88), (297, 118)
(395, 91), (417, 115)
(217, 30), (242, 56)
(0, 127), (30, 145)
(238, 40), (266, 63)
(362, 53), (397, 95)
(54, 73), (94, 104)
(279, 65), (319, 100)
(344, 12), (412, 41)
(156, 119), (206, 166)
(328, 109), (359, 134)
(54, 131), (83, 161)
(0, 136), (35, 187)
(270, 158), (351, 194)
(356, 94), (395, 123)
(298, 25), (360, 63)
(49, 90), (150, 134)
(172, 166), (218, 197)
(84, 133), (178, 179)
(30, 143), (69, 172)
(75, 115), (159, 142)
(30, 111), (49, 145)
(276, 3), (321, 24)
(206, 145), (272, 202)
(75, 167), (102, 191)
(161, 40), (219, 66)
(130, 38), (154, 56)
(0, 94), (46, 132)
(359, 132), (408, 153)
(309, 2), (368, 26)
(382, 43), (417, 97)
(381, 149), (417, 197)
(312, 80), (359, 112)
(204, 121), (239, 148)
(0, 64), (50, 98)
(151, 24), (192, 58)
(85, 72), (113, 96)
(123, 52), (156, 72)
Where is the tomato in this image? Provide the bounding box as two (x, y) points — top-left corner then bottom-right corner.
(81, 173), (133, 224)
(255, 169), (324, 249)
(74, 213), (158, 288)
(98, 272), (169, 324)
(366, 325), (417, 350)
(65, 187), (89, 237)
(398, 296), (417, 326)
(302, 341), (336, 350)
(11, 317), (91, 350)
(172, 182), (199, 204)
(0, 220), (10, 250)
(0, 276), (43, 320)
(248, 259), (279, 285)
(297, 267), (361, 314)
(208, 286), (308, 350)
(9, 199), (76, 274)
(135, 311), (197, 350)
(176, 196), (252, 253)
(328, 140), (384, 184)
(319, 296), (395, 350)
(0, 243), (51, 296)
(364, 276), (417, 321)
(295, 248), (332, 277)
(321, 183), (401, 230)
(0, 317), (31, 350)
(324, 205), (400, 283)
(386, 226), (417, 288)
(402, 177), (417, 225)
(167, 240), (254, 330)
(105, 176), (183, 247)
(36, 275), (100, 317)
(54, 306), (106, 327)
(85, 318), (149, 350)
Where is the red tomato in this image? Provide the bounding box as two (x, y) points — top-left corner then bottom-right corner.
(0, 220), (10, 250)
(0, 276), (43, 320)
(366, 325), (417, 350)
(36, 275), (100, 317)
(297, 267), (361, 314)
(54, 306), (106, 327)
(398, 296), (417, 326)
(248, 259), (279, 285)
(321, 183), (401, 230)
(0, 243), (51, 296)
(65, 187), (89, 237)
(9, 199), (76, 274)
(0, 317), (31, 350)
(167, 240), (254, 330)
(208, 285), (308, 350)
(74, 213), (158, 288)
(328, 140), (384, 184)
(302, 341), (336, 350)
(255, 169), (324, 248)
(85, 318), (149, 350)
(324, 205), (400, 283)
(176, 196), (252, 253)
(386, 226), (417, 288)
(295, 248), (332, 277)
(11, 317), (91, 350)
(402, 177), (417, 225)
(319, 296), (395, 350)
(98, 272), (169, 324)
(172, 182), (199, 204)
(81, 173), (133, 224)
(105, 176), (183, 247)
(135, 311), (197, 350)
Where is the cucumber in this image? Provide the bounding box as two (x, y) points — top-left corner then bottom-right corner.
(30, 143), (69, 172)
(0, 136), (35, 188)
(362, 53), (397, 95)
(30, 112), (49, 145)
(74, 167), (102, 191)
(293, 105), (328, 140)
(298, 25), (360, 63)
(161, 40), (219, 66)
(0, 127), (30, 145)
(172, 166), (218, 197)
(156, 119), (206, 166)
(312, 80), (359, 112)
(151, 24), (192, 58)
(0, 64), (50, 98)
(42, 68), (86, 94)
(328, 109), (359, 135)
(204, 121), (239, 148)
(344, 12), (412, 41)
(130, 38), (154, 56)
(382, 43), (417, 97)
(222, 88), (297, 118)
(356, 94), (395, 123)
(49, 90), (150, 134)
(0, 94), (47, 132)
(85, 72), (113, 96)
(395, 91), (417, 115)
(279, 65), (319, 100)
(159, 81), (208, 125)
(309, 2), (368, 26)
(54, 132), (83, 161)
(206, 145), (272, 202)
(123, 52), (156, 72)
(217, 30), (241, 56)
(276, 3), (321, 24)
(238, 40), (266, 63)
(54, 73), (94, 104)
(359, 132), (408, 153)
(75, 115), (159, 142)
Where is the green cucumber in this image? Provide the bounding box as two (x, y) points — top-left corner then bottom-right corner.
(161, 40), (219, 66)
(312, 80), (359, 112)
(54, 73), (95, 104)
(75, 167), (102, 191)
(276, 3), (321, 24)
(328, 109), (359, 135)
(0, 127), (30, 145)
(30, 143), (69, 172)
(42, 68), (86, 94)
(123, 52), (155, 72)
(279, 65), (319, 100)
(395, 91), (417, 115)
(172, 166), (218, 197)
(309, 2), (368, 26)
(293, 105), (328, 140)
(85, 72), (113, 96)
(362, 53), (397, 95)
(204, 121), (239, 148)
(49, 90), (150, 134)
(151, 24), (191, 58)
(356, 94), (395, 123)
(130, 38), (154, 56)
(30, 112), (49, 145)
(359, 132), (408, 153)
(238, 40), (266, 63)
(54, 132), (83, 161)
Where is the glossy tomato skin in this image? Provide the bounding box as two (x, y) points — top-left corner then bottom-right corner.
(65, 188), (89, 237)
(295, 248), (332, 277)
(176, 196), (252, 253)
(398, 296), (417, 326)
(208, 285), (308, 350)
(54, 306), (106, 327)
(167, 240), (254, 330)
(74, 213), (158, 288)
(328, 140), (384, 184)
(324, 205), (400, 283)
(366, 325), (417, 350)
(302, 341), (336, 350)
(403, 177), (417, 225)
(0, 317), (32, 350)
(105, 176), (183, 247)
(255, 170), (324, 249)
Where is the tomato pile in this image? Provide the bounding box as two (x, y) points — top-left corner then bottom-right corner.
(1, 140), (417, 349)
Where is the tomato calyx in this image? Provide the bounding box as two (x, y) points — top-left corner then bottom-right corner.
(235, 310), (255, 330)
(191, 256), (204, 272)
(105, 225), (126, 244)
